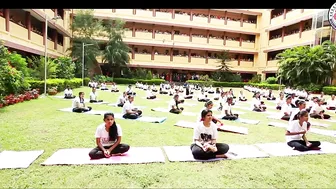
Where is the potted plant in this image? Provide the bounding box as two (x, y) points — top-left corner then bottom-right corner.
(47, 87), (58, 96)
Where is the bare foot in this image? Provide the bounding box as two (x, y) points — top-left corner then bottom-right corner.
(215, 154), (228, 158)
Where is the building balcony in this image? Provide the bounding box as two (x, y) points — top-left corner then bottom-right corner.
(192, 36), (207, 44)
(57, 44), (63, 53)
(155, 54), (171, 63)
(155, 33), (172, 42)
(209, 38), (223, 46)
(31, 31), (43, 45)
(227, 20), (241, 28)
(10, 22), (28, 40)
(0, 17), (5, 32)
(268, 9), (314, 31)
(267, 60), (278, 67)
(174, 35), (190, 43)
(193, 16), (208, 24)
(191, 57), (206, 64)
(135, 53), (151, 62)
(241, 41), (255, 49)
(283, 33), (300, 43)
(135, 31), (152, 39)
(226, 40), (240, 48)
(173, 56), (189, 64)
(268, 37), (282, 46)
(240, 60), (253, 68)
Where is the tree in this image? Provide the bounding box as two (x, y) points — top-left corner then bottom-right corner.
(102, 19), (131, 77)
(55, 56), (76, 79)
(216, 50), (232, 72)
(27, 56), (57, 80)
(68, 9), (103, 77)
(8, 51), (29, 77)
(321, 40), (336, 84)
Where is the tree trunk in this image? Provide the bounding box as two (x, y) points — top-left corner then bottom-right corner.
(88, 60), (102, 77)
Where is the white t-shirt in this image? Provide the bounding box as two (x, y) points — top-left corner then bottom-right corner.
(72, 97), (84, 108)
(198, 94), (206, 100)
(276, 98), (285, 107)
(222, 103), (232, 115)
(289, 108), (300, 122)
(111, 85), (117, 90)
(251, 97), (260, 110)
(168, 99), (177, 110)
(193, 121), (218, 144)
(239, 93), (245, 99)
(281, 103), (292, 115)
(126, 87), (132, 93)
(101, 83), (107, 88)
(117, 95), (125, 104)
(122, 101), (133, 115)
(146, 90), (153, 98)
(327, 99), (336, 107)
(90, 92), (98, 100)
(64, 89), (72, 96)
(95, 123), (122, 146)
(286, 120), (307, 142)
(310, 104), (324, 114)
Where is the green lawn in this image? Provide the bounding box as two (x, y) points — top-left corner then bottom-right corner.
(0, 85), (336, 188)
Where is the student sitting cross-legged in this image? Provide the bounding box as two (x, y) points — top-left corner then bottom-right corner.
(116, 92), (127, 107)
(100, 82), (109, 90)
(168, 94), (184, 114)
(89, 88), (103, 103)
(190, 109), (230, 160)
(276, 93), (285, 110)
(251, 92), (266, 112)
(89, 113), (130, 159)
(197, 101), (223, 125)
(238, 91), (247, 101)
(197, 91), (210, 102)
(326, 94), (336, 110)
(122, 95), (142, 119)
(72, 92), (92, 113)
(286, 110), (321, 151)
(64, 86), (76, 99)
(309, 99), (331, 119)
(289, 100), (312, 128)
(280, 96), (293, 121)
(110, 83), (119, 92)
(221, 97), (239, 120)
(146, 87), (157, 99)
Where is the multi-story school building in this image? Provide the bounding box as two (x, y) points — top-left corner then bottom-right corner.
(2, 9), (333, 82)
(0, 9), (71, 58)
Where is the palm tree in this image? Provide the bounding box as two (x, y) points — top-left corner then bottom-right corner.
(321, 40), (336, 84)
(216, 50), (231, 72)
(102, 19), (131, 77)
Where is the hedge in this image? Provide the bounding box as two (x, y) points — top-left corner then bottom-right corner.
(186, 80), (284, 90)
(322, 86), (336, 95)
(112, 78), (165, 85)
(28, 78), (83, 92)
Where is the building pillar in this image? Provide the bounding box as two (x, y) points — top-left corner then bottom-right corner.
(133, 9), (136, 15)
(112, 9), (116, 13)
(207, 30), (209, 43)
(188, 49), (191, 63)
(299, 21), (303, 38)
(54, 30), (57, 50)
(190, 10), (193, 21)
(4, 9), (9, 32)
(132, 22), (135, 37)
(171, 26), (174, 40)
(281, 27), (285, 42)
(153, 9), (156, 17)
(240, 13), (243, 27)
(131, 45), (135, 59)
(54, 9), (58, 17)
(172, 9), (175, 19)
(151, 46), (154, 60)
(283, 9), (287, 19)
(238, 54), (241, 66)
(208, 9), (210, 23)
(152, 24), (155, 39)
(205, 51), (208, 64)
(189, 28), (192, 42)
(170, 48), (173, 61)
(224, 11), (227, 25)
(26, 11), (31, 40)
(223, 32), (226, 45)
(239, 34), (242, 46)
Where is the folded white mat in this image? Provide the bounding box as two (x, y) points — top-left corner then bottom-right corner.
(174, 120), (248, 135)
(53, 96), (89, 102)
(107, 103), (145, 109)
(163, 144), (269, 162)
(113, 113), (167, 123)
(151, 108), (197, 116)
(255, 142), (336, 157)
(58, 108), (110, 115)
(0, 150), (44, 169)
(267, 115), (330, 127)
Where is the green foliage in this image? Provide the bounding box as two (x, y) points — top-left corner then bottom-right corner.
(84, 77), (90, 86)
(27, 56), (57, 80)
(55, 56), (76, 79)
(198, 74), (214, 87)
(250, 74), (261, 83)
(113, 78), (165, 85)
(217, 50), (231, 72)
(27, 78), (83, 92)
(276, 42), (336, 86)
(296, 84), (323, 92)
(211, 71), (242, 82)
(265, 77), (277, 84)
(0, 41), (30, 100)
(322, 86), (336, 95)
(130, 68), (153, 80)
(8, 51), (29, 77)
(186, 80), (284, 90)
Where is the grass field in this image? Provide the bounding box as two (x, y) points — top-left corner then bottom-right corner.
(1, 85), (336, 188)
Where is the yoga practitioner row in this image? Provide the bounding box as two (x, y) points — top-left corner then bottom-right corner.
(70, 89), (105, 113)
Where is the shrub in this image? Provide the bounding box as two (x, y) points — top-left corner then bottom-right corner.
(211, 71), (242, 82)
(296, 84), (323, 92)
(322, 86), (336, 95)
(265, 77), (277, 84)
(186, 80), (285, 90)
(84, 77), (90, 86)
(112, 78), (165, 85)
(250, 74), (261, 83)
(55, 56), (76, 79)
(27, 78), (82, 93)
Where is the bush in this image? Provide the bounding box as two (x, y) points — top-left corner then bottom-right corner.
(27, 78), (83, 93)
(211, 71), (242, 82)
(265, 77), (277, 84)
(296, 84), (323, 92)
(112, 78), (165, 85)
(250, 74), (261, 83)
(84, 77), (90, 86)
(322, 86), (336, 95)
(55, 56), (76, 79)
(187, 80), (214, 87)
(186, 80), (285, 90)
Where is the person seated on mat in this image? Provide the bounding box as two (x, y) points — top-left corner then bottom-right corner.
(251, 92), (266, 112)
(72, 92), (92, 113)
(197, 101), (223, 124)
(116, 92), (127, 107)
(238, 91), (247, 101)
(100, 82), (108, 90)
(280, 96), (293, 121)
(285, 110), (321, 152)
(197, 91), (210, 102)
(184, 85), (193, 99)
(213, 92), (220, 101)
(289, 101), (311, 128)
(88, 112), (130, 159)
(152, 84), (158, 92)
(159, 86), (169, 94)
(326, 95), (336, 110)
(222, 97), (239, 120)
(122, 95), (142, 119)
(207, 86), (215, 94)
(126, 85), (136, 96)
(88, 80), (93, 88)
(146, 87), (157, 99)
(168, 94), (184, 114)
(89, 87), (103, 103)
(266, 89), (276, 101)
(111, 83), (119, 92)
(168, 88), (174, 96)
(218, 92), (227, 111)
(215, 88), (220, 94)
(64, 86), (76, 99)
(320, 92), (327, 105)
(276, 93), (285, 110)
(309, 99), (331, 119)
(191, 109), (230, 160)
(229, 89), (236, 99)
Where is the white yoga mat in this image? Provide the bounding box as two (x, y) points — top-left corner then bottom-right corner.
(58, 108), (111, 115)
(151, 108), (197, 116)
(113, 113), (167, 123)
(0, 150), (44, 169)
(174, 120), (248, 135)
(163, 144), (269, 162)
(89, 101), (109, 105)
(41, 147), (165, 165)
(166, 101), (196, 107)
(107, 103), (145, 109)
(53, 96), (89, 102)
(255, 142), (336, 157)
(267, 115), (330, 127)
(217, 116), (260, 125)
(233, 106), (276, 115)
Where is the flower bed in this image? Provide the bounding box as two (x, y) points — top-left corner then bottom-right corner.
(0, 89), (40, 108)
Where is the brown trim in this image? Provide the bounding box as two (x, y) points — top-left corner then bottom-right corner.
(238, 54), (241, 66)
(224, 11), (227, 25)
(205, 51), (208, 64)
(172, 9), (175, 19)
(208, 9), (210, 23)
(153, 9), (156, 17)
(223, 32), (226, 45)
(190, 10), (193, 21)
(206, 30), (209, 44)
(54, 30), (57, 50)
(5, 9), (9, 32)
(240, 13), (243, 27)
(112, 9), (116, 13)
(301, 9), (304, 13)
(132, 22), (135, 37)
(152, 24), (155, 39)
(189, 28), (192, 42)
(283, 9), (287, 19)
(131, 45), (135, 59)
(281, 27), (285, 42)
(26, 11), (31, 40)
(239, 34), (242, 46)
(170, 48), (173, 61)
(54, 9), (58, 17)
(151, 46), (154, 60)
(171, 26), (174, 40)
(188, 49), (191, 63)
(299, 21), (303, 38)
